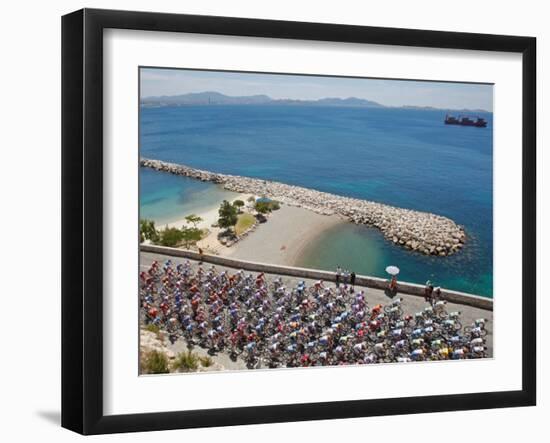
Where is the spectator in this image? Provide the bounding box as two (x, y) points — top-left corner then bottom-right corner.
(424, 280), (434, 304)
(433, 287), (442, 306)
(387, 275), (398, 298)
(198, 247), (204, 264)
(350, 271), (356, 292)
(343, 269), (350, 286)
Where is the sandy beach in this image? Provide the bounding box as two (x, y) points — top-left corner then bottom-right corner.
(155, 193), (256, 255)
(226, 204), (344, 266)
(155, 192), (344, 263)
(149, 179), (348, 265)
(160, 192), (252, 231)
(142, 158), (467, 257)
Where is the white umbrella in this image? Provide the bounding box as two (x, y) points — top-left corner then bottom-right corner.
(385, 265), (400, 276)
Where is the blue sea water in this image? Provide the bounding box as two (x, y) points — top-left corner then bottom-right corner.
(139, 105), (493, 297)
(140, 168), (239, 226)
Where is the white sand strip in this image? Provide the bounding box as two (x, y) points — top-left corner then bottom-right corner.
(225, 205), (344, 266)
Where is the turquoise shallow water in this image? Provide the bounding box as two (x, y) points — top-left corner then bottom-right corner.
(296, 223), (492, 297)
(140, 167), (238, 226)
(139, 104), (493, 297)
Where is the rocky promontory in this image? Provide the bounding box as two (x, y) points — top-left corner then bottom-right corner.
(140, 158), (466, 256)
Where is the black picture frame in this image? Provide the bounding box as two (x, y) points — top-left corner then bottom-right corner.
(62, 8), (536, 435)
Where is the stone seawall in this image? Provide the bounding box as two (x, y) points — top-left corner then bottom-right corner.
(141, 158), (466, 256)
(140, 244), (492, 311)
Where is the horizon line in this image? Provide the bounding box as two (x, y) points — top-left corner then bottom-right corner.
(139, 90), (492, 113)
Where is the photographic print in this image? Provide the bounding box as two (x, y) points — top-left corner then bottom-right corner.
(138, 67), (493, 374)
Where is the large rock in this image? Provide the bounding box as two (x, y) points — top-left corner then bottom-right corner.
(140, 158), (467, 256)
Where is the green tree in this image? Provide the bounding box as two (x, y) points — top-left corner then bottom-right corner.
(140, 219), (159, 243)
(158, 227), (184, 247)
(254, 201), (271, 214)
(181, 227), (203, 248)
(232, 200), (245, 212)
(184, 214), (203, 229)
(218, 200), (238, 230)
(254, 200), (280, 214)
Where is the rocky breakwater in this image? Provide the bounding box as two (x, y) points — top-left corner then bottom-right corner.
(141, 158), (466, 256)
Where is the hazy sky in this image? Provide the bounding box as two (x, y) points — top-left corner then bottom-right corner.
(140, 68), (493, 111)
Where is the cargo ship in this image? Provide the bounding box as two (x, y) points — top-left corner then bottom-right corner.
(444, 114), (487, 127)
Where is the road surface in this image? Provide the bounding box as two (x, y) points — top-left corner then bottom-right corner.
(140, 251), (493, 361)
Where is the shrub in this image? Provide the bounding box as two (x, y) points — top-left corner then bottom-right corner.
(173, 350), (199, 372)
(199, 356), (214, 368)
(158, 227), (184, 247)
(141, 350), (169, 374)
(255, 200), (281, 213)
(144, 323), (160, 335)
(181, 226), (203, 248)
(254, 201), (271, 214)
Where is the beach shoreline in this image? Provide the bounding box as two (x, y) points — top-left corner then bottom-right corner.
(155, 192), (256, 255)
(147, 185), (343, 265)
(141, 158), (467, 257)
(159, 192), (252, 232)
(225, 204), (345, 267)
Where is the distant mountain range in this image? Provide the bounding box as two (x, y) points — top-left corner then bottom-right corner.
(140, 91), (489, 112)
(141, 91), (384, 108)
(141, 91), (274, 106)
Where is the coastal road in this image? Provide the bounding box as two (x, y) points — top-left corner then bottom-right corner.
(140, 251), (493, 357)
